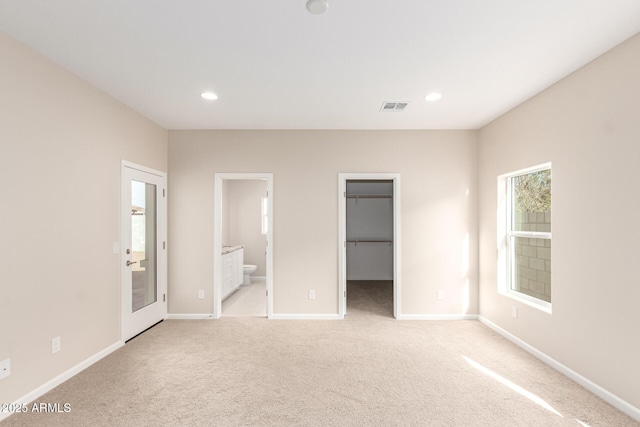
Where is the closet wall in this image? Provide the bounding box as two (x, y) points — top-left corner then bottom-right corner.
(346, 180), (393, 280)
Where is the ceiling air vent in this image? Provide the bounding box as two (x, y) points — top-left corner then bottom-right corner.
(380, 102), (409, 112)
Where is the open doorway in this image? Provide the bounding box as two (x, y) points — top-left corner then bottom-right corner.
(214, 173), (273, 318)
(338, 173), (401, 319)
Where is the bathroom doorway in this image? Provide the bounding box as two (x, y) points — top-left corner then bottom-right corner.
(338, 173), (401, 319)
(214, 173), (273, 319)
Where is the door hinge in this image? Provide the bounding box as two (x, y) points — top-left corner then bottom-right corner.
(344, 291), (346, 297)
(343, 191), (346, 198)
(266, 290), (268, 296)
(163, 189), (165, 197)
(163, 293), (166, 302)
(163, 241), (166, 250)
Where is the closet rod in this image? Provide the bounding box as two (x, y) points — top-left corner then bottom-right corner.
(346, 239), (393, 246)
(346, 194), (393, 199)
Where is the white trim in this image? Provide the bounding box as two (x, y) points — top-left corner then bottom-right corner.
(505, 162), (552, 180)
(338, 173), (401, 319)
(0, 341), (123, 422)
(269, 314), (341, 320)
(121, 160), (166, 178)
(214, 173), (273, 319)
(397, 314), (479, 320)
(504, 290), (552, 314)
(479, 316), (640, 422)
(167, 313), (214, 320)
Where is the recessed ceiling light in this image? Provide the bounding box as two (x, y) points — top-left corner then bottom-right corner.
(306, 0), (329, 15)
(201, 92), (218, 100)
(425, 93), (442, 101)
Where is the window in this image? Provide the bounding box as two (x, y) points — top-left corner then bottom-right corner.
(505, 165), (551, 307)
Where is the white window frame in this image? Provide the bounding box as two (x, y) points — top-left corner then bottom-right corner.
(499, 163), (552, 313)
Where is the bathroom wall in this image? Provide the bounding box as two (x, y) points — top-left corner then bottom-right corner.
(167, 130), (478, 316)
(221, 180), (231, 246)
(227, 180), (268, 276)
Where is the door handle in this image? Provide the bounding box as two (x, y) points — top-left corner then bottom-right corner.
(126, 260), (138, 266)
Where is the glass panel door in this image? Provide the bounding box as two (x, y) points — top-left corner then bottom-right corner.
(131, 180), (157, 312)
(122, 162), (166, 342)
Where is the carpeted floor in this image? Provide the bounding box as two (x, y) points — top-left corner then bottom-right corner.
(2, 282), (637, 426)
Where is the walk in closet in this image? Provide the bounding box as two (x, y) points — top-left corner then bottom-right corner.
(346, 180), (394, 316)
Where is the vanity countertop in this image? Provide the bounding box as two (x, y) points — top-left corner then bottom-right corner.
(222, 245), (243, 255)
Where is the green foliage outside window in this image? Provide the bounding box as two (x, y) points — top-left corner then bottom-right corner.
(513, 169), (551, 213)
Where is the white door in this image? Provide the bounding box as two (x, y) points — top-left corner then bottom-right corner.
(121, 161), (167, 341)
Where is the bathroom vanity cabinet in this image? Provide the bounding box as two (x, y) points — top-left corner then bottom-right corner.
(222, 246), (244, 300)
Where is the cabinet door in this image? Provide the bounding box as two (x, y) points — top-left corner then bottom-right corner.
(237, 249), (244, 285)
(222, 253), (234, 298)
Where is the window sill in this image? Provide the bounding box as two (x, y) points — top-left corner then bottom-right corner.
(502, 290), (552, 315)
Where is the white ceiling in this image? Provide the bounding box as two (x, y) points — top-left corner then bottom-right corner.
(1, 1), (639, 130)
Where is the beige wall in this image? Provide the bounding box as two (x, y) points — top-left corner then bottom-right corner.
(0, 31), (167, 405)
(227, 180), (268, 276)
(478, 33), (640, 409)
(168, 130), (478, 316)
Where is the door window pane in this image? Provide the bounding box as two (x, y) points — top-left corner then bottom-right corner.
(131, 180), (157, 312)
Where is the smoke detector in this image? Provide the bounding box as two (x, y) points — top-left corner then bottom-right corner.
(307, 0), (329, 15)
(380, 102), (409, 112)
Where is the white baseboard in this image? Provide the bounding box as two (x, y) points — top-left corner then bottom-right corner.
(397, 314), (479, 320)
(269, 314), (341, 320)
(1, 341), (123, 422)
(478, 316), (640, 422)
(167, 313), (214, 320)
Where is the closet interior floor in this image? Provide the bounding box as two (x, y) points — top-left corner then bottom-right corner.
(346, 280), (394, 319)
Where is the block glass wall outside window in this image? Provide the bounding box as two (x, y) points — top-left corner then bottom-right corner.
(507, 166), (551, 306)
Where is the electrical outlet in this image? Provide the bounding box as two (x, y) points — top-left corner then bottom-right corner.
(0, 359), (10, 380)
(198, 290), (205, 299)
(437, 291), (444, 301)
(308, 290), (315, 300)
(512, 306), (518, 319)
(52, 337), (61, 354)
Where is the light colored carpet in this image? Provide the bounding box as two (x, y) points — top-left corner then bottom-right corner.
(2, 282), (637, 426)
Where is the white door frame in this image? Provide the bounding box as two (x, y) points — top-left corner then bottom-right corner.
(121, 160), (167, 342)
(213, 173), (273, 319)
(338, 173), (401, 318)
